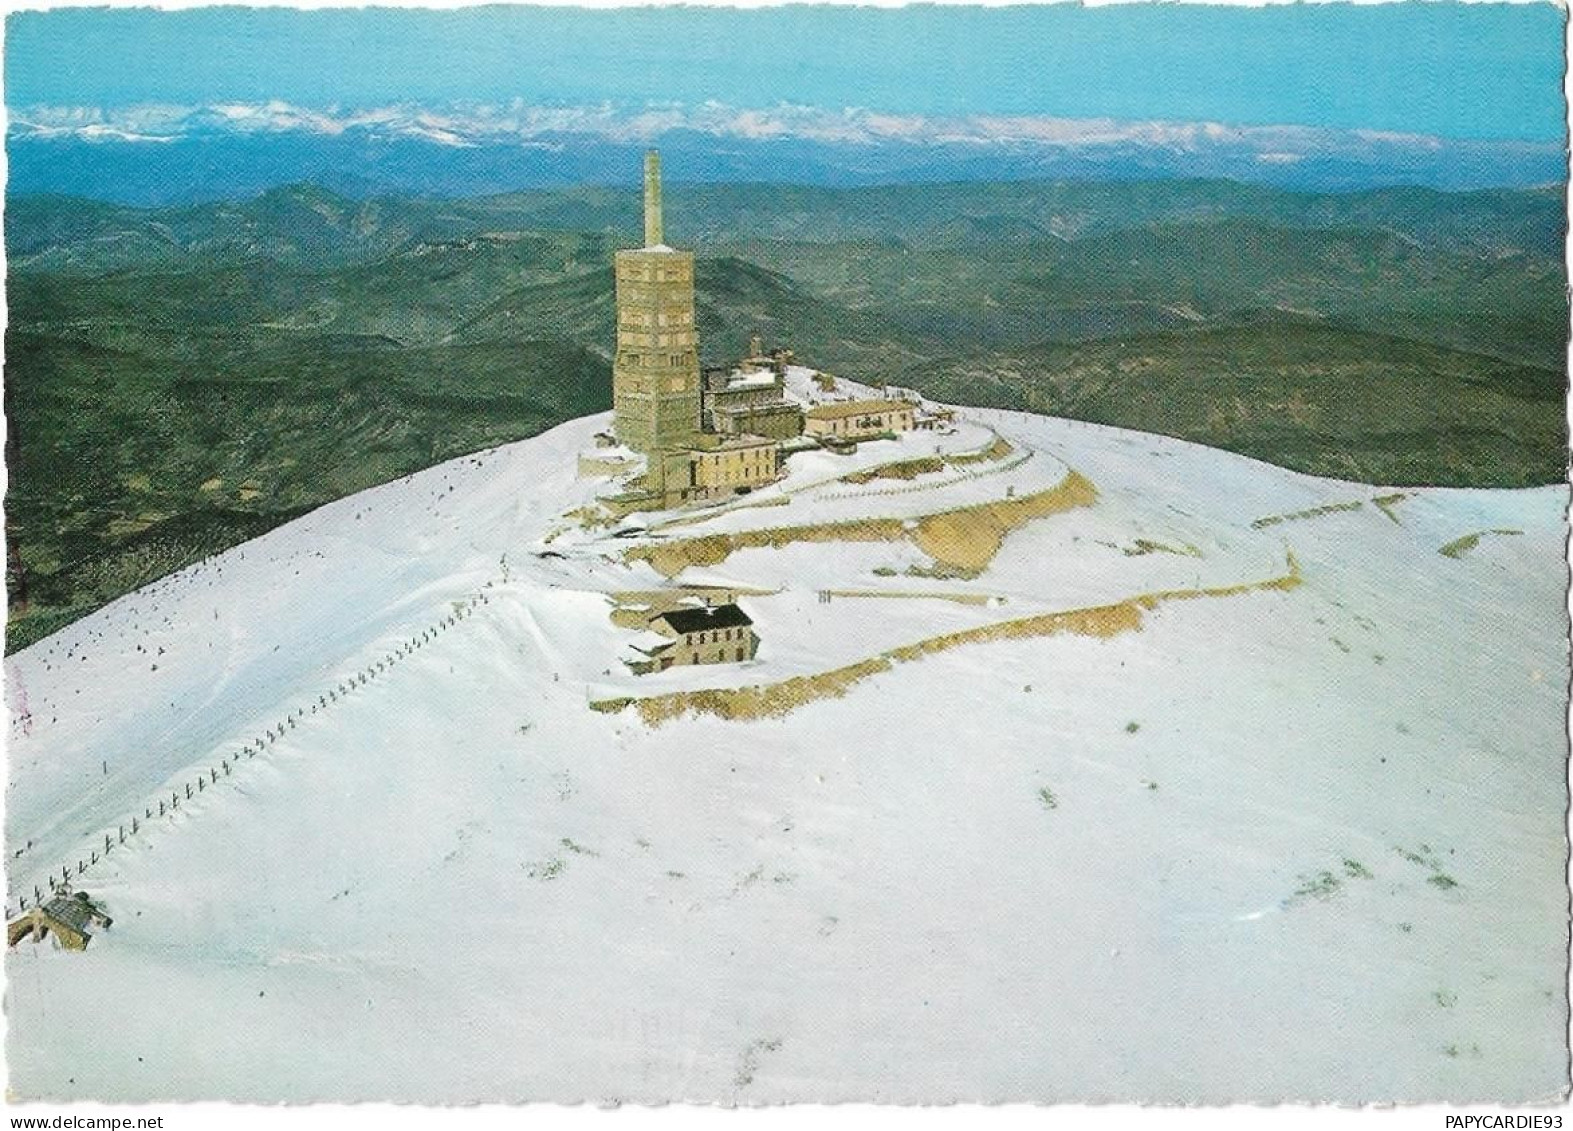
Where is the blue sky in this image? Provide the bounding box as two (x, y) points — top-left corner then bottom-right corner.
(7, 4), (1567, 142)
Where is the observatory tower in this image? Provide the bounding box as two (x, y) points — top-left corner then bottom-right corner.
(612, 151), (702, 453)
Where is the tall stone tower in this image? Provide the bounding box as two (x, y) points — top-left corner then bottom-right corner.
(612, 151), (701, 454)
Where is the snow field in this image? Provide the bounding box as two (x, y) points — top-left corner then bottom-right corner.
(5, 399), (1567, 1102)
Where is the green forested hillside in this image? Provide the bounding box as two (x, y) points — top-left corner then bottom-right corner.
(5, 179), (1566, 650)
(917, 320), (1565, 485)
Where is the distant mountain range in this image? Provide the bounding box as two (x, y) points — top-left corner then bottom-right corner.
(8, 102), (1565, 204)
(10, 177), (1566, 272)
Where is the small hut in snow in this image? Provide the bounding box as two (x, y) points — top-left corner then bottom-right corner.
(7, 893), (112, 951)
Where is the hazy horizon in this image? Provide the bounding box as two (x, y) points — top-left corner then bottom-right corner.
(5, 5), (1567, 203)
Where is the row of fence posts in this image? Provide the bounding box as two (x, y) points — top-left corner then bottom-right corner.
(6, 580), (499, 919)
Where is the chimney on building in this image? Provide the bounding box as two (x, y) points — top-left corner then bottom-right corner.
(644, 150), (664, 248)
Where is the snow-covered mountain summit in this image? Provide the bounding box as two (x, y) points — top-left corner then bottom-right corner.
(5, 391), (1567, 1103)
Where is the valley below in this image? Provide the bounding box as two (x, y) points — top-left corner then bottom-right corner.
(5, 178), (1566, 651)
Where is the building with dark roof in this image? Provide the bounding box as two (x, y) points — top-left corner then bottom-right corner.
(7, 893), (112, 951)
(626, 602), (759, 673)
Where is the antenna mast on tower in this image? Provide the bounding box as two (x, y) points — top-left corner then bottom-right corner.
(644, 150), (664, 247)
